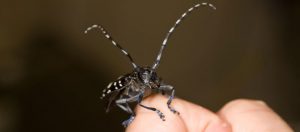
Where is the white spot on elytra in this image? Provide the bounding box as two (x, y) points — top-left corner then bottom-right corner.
(107, 82), (112, 88)
(118, 80), (123, 87)
(105, 34), (110, 38)
(113, 82), (117, 86)
(107, 90), (111, 93)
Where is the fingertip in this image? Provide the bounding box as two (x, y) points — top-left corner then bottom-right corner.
(219, 99), (270, 115)
(218, 99), (293, 132)
(170, 98), (232, 132)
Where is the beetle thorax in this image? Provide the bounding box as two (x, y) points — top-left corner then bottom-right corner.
(135, 67), (159, 86)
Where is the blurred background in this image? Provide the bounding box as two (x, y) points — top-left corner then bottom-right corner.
(0, 0), (299, 131)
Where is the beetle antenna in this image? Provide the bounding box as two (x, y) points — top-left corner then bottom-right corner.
(85, 24), (138, 68)
(152, 2), (216, 70)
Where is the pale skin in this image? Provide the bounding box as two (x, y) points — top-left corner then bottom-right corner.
(126, 95), (293, 132)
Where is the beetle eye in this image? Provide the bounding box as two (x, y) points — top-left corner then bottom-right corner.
(150, 72), (157, 80)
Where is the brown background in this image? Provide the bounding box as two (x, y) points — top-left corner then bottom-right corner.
(0, 0), (299, 131)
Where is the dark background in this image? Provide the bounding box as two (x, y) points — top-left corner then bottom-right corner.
(0, 0), (299, 131)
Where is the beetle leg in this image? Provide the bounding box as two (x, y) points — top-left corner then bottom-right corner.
(159, 84), (180, 115)
(121, 114), (135, 127)
(138, 103), (166, 121)
(115, 94), (140, 127)
(116, 102), (135, 127)
(116, 103), (133, 114)
(137, 93), (166, 121)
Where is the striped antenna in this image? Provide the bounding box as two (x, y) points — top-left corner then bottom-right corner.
(152, 2), (216, 70)
(85, 25), (138, 68)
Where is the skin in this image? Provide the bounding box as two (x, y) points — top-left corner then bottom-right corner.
(126, 95), (293, 132)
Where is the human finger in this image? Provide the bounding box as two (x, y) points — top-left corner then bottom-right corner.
(126, 94), (231, 132)
(218, 99), (293, 132)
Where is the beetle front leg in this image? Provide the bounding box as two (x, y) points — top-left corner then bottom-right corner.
(159, 84), (180, 115)
(137, 93), (166, 121)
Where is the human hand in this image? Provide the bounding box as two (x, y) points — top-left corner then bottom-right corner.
(126, 95), (293, 132)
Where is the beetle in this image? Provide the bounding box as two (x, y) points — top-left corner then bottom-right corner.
(85, 2), (216, 127)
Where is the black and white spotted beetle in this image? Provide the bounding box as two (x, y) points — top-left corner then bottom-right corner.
(85, 2), (216, 127)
